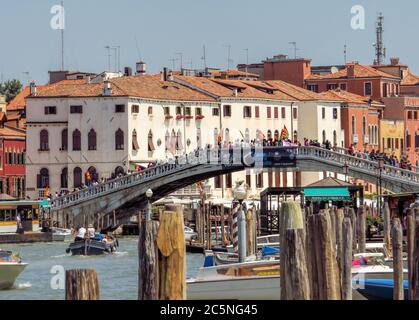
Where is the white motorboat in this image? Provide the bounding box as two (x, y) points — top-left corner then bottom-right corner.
(52, 227), (73, 242)
(226, 234), (280, 253)
(184, 226), (198, 242)
(0, 250), (28, 290)
(187, 260), (280, 300)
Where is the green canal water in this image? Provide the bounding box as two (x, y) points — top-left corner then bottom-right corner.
(0, 237), (204, 300)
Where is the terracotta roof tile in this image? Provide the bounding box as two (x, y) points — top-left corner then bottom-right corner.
(318, 89), (383, 106)
(308, 64), (400, 80)
(7, 85), (47, 111)
(0, 126), (25, 138)
(401, 72), (419, 86)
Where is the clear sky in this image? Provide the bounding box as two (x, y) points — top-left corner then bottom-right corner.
(0, 0), (418, 84)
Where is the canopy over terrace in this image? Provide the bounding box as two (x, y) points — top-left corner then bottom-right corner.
(259, 177), (363, 235)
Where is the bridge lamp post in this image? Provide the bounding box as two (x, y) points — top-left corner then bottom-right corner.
(377, 158), (385, 216)
(233, 182), (247, 263)
(145, 188), (153, 221)
(343, 162), (349, 183)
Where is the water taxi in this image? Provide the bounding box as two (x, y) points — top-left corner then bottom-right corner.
(0, 250), (27, 290)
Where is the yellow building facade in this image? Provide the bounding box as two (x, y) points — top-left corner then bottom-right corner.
(380, 119), (405, 159)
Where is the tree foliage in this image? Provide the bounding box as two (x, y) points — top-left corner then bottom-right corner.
(0, 79), (23, 103)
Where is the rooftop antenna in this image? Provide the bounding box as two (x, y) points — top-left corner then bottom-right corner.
(105, 45), (111, 71)
(344, 43), (347, 64)
(373, 13), (386, 65)
(112, 46), (121, 72)
(223, 44), (233, 70)
(22, 72), (30, 85)
(175, 52), (183, 70)
(289, 42), (299, 59)
(134, 36), (142, 61)
(168, 58), (178, 71)
(244, 48), (249, 74)
(201, 45), (207, 70)
(60, 1), (65, 70)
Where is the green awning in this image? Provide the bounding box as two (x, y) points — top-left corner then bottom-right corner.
(304, 187), (351, 201)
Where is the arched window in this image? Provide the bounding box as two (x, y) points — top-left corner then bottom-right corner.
(88, 129), (97, 150)
(40, 129), (49, 151)
(175, 130), (183, 151)
(362, 116), (367, 136)
(225, 128), (230, 144)
(165, 130), (170, 151)
(37, 168), (49, 188)
(352, 115), (356, 134)
(197, 128), (202, 147)
(274, 130), (280, 141)
(114, 166), (124, 177)
(72, 129), (81, 151)
(61, 129), (68, 150)
(86, 166), (98, 183)
(60, 167), (68, 189)
(322, 130), (326, 143)
(267, 130), (272, 140)
(148, 130), (155, 152)
(115, 129), (124, 150)
(132, 129), (139, 151)
(333, 130), (337, 146)
(73, 167), (82, 188)
(293, 130), (298, 142)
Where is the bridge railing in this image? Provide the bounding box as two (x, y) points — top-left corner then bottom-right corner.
(297, 146), (419, 183)
(51, 146), (419, 209)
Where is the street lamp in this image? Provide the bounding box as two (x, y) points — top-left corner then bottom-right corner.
(233, 181), (247, 263)
(145, 188), (153, 221)
(343, 162), (349, 183)
(377, 157), (385, 215)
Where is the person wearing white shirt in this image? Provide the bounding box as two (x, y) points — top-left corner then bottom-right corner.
(75, 226), (86, 241)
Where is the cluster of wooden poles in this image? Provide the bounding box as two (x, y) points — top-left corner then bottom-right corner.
(280, 201), (419, 300)
(64, 200), (419, 300)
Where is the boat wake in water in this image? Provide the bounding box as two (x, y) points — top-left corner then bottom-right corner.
(13, 282), (32, 290)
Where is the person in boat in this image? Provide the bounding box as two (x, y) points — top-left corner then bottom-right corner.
(74, 225), (86, 241)
(87, 224), (95, 239)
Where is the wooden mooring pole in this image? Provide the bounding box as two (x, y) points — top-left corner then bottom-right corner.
(411, 209), (419, 300)
(357, 206), (366, 253)
(156, 204), (186, 300)
(280, 201), (310, 300)
(307, 209), (341, 300)
(335, 208), (344, 275)
(383, 201), (392, 257)
(392, 218), (404, 300)
(341, 217), (353, 300)
(65, 269), (100, 300)
(138, 214), (159, 300)
(407, 209), (415, 300)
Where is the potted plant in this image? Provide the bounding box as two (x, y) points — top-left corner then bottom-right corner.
(176, 114), (184, 120)
(195, 115), (205, 120)
(165, 114), (173, 120)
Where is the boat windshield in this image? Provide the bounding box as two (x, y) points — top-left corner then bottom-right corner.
(0, 250), (19, 262)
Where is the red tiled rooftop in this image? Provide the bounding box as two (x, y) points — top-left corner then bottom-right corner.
(306, 64), (400, 81)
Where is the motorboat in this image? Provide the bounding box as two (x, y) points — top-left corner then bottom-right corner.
(187, 260), (281, 300)
(226, 234), (280, 253)
(184, 226), (198, 242)
(0, 250), (28, 290)
(51, 227), (73, 242)
(65, 234), (118, 256)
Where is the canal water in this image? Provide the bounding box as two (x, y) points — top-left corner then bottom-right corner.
(0, 237), (204, 300)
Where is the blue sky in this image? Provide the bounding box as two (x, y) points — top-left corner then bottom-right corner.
(0, 0), (418, 84)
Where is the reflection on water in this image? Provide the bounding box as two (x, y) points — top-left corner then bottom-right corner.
(0, 237), (204, 300)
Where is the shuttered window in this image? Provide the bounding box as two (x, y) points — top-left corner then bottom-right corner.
(132, 130), (139, 151)
(61, 129), (68, 150)
(40, 129), (49, 151)
(72, 129), (81, 151)
(88, 129), (97, 150)
(148, 130), (155, 152)
(115, 129), (124, 150)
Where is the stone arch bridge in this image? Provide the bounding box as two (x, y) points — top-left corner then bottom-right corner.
(50, 146), (419, 221)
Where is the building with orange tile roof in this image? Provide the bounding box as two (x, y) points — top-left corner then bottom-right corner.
(24, 72), (346, 198)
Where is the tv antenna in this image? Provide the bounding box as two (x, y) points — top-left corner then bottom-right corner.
(201, 45), (207, 70)
(289, 41), (300, 59)
(373, 13), (386, 65)
(168, 58), (179, 71)
(244, 48), (249, 74)
(223, 44), (233, 70)
(175, 52), (183, 70)
(104, 45), (111, 71)
(112, 46), (120, 72)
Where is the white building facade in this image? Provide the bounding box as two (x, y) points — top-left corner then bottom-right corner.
(25, 75), (343, 200)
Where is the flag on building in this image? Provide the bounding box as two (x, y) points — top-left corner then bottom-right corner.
(280, 125), (289, 140)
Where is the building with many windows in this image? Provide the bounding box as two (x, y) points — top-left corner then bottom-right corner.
(24, 72), (343, 200)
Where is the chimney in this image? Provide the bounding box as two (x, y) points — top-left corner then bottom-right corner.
(390, 57), (400, 66)
(163, 67), (168, 81)
(124, 67), (133, 77)
(29, 81), (37, 96)
(103, 81), (112, 96)
(86, 75), (91, 84)
(233, 88), (238, 97)
(136, 61), (146, 75)
(347, 63), (356, 78)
